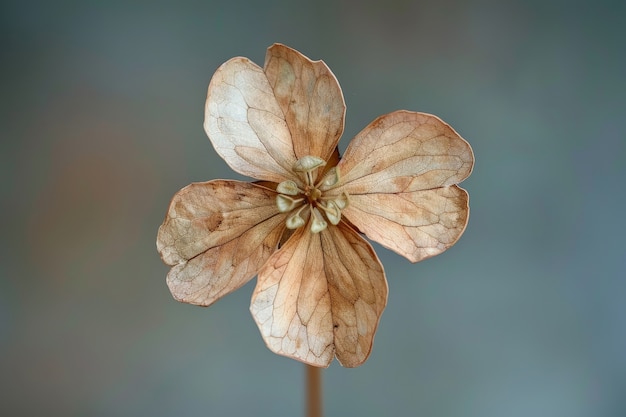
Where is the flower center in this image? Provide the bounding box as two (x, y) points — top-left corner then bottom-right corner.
(275, 156), (349, 233)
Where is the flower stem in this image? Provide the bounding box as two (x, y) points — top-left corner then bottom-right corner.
(305, 364), (322, 417)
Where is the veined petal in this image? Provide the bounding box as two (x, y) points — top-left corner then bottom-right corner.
(322, 223), (388, 367)
(250, 226), (334, 367)
(205, 57), (297, 183)
(250, 222), (387, 368)
(264, 44), (346, 166)
(343, 186), (470, 263)
(157, 180), (286, 306)
(337, 111), (474, 194)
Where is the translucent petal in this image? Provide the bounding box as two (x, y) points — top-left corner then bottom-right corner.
(342, 186), (470, 263)
(337, 111), (474, 194)
(264, 44), (346, 163)
(250, 222), (387, 367)
(157, 180), (286, 306)
(204, 57), (297, 183)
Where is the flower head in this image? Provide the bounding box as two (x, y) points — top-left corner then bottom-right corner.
(157, 44), (474, 367)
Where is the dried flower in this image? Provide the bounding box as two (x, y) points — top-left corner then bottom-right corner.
(157, 44), (474, 367)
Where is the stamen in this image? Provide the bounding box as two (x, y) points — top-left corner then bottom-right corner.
(276, 194), (304, 213)
(277, 180), (301, 195)
(293, 156), (326, 172)
(320, 201), (341, 225)
(333, 191), (350, 210)
(286, 205), (308, 229)
(310, 207), (328, 233)
(318, 167), (340, 189)
(286, 212), (305, 229)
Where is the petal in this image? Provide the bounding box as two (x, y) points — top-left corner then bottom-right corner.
(322, 223), (388, 367)
(250, 222), (387, 367)
(157, 180), (286, 306)
(336, 111), (474, 194)
(205, 57), (297, 183)
(343, 186), (470, 263)
(264, 44), (346, 165)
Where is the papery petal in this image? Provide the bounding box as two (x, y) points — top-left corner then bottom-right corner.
(264, 44), (346, 165)
(343, 186), (470, 263)
(336, 111), (474, 194)
(157, 180), (286, 306)
(250, 222), (387, 367)
(205, 57), (297, 183)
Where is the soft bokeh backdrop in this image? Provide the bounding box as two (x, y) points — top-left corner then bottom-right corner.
(2, 0), (625, 416)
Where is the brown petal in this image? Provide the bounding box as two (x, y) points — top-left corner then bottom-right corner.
(250, 222), (387, 367)
(157, 180), (286, 306)
(205, 57), (297, 183)
(337, 111), (474, 194)
(264, 44), (346, 166)
(343, 186), (470, 263)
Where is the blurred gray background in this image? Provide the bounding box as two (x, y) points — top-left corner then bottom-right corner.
(2, 0), (625, 416)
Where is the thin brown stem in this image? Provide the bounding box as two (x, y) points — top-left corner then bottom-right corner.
(305, 364), (322, 417)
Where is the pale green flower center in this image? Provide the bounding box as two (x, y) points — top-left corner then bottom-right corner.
(276, 156), (349, 233)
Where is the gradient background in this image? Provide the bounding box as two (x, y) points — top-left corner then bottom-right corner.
(2, 0), (625, 416)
